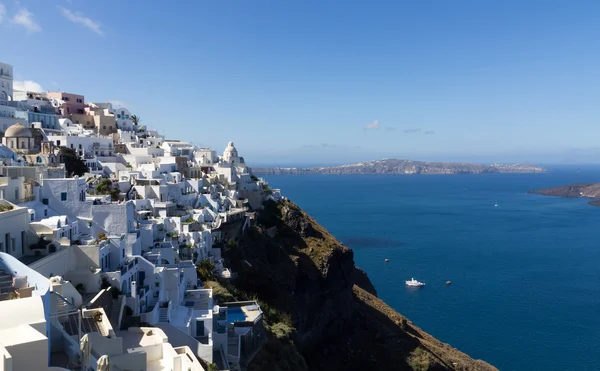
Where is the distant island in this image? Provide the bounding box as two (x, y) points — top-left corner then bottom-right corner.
(253, 159), (546, 175)
(529, 183), (600, 207)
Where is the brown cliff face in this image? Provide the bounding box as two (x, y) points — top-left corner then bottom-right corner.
(220, 200), (497, 371)
(529, 183), (600, 206)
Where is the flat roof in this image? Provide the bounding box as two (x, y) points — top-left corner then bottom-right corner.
(118, 328), (166, 351)
(0, 323), (46, 346)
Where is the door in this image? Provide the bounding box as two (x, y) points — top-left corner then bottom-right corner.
(138, 271), (146, 287)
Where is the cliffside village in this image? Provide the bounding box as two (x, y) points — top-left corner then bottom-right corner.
(0, 61), (283, 371)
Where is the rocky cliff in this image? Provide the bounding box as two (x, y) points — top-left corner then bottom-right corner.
(529, 183), (600, 206)
(213, 199), (497, 371)
(253, 159), (545, 175)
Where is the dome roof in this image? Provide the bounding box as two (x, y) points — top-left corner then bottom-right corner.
(5, 123), (33, 138)
(224, 141), (236, 152)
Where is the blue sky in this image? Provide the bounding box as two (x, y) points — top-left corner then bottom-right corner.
(2, 0), (600, 165)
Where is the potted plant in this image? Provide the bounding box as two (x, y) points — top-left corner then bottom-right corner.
(92, 311), (103, 322)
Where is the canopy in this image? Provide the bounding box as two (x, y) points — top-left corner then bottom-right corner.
(97, 354), (110, 371)
(80, 334), (90, 369)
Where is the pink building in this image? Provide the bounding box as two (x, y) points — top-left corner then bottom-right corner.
(46, 91), (85, 116)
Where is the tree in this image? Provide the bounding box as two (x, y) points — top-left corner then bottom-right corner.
(131, 115), (140, 126)
(96, 178), (113, 194)
(60, 147), (88, 177)
(196, 258), (215, 281)
(109, 188), (121, 202)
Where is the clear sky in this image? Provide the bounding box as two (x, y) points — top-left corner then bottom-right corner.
(2, 0), (600, 165)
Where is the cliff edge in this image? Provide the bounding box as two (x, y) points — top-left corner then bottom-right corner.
(212, 199), (497, 371)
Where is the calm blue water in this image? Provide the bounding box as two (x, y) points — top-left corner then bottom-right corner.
(227, 307), (247, 323)
(266, 168), (600, 371)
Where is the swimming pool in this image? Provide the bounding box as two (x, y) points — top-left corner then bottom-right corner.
(227, 307), (247, 323)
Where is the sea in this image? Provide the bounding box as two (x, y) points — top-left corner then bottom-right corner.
(265, 166), (600, 371)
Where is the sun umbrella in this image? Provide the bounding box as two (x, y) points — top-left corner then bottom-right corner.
(80, 334), (90, 369)
(97, 354), (111, 371)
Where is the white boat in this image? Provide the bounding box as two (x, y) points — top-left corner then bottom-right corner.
(406, 278), (425, 287)
(494, 201), (498, 207)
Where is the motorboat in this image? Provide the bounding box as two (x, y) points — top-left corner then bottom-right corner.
(384, 258), (389, 263)
(406, 278), (425, 287)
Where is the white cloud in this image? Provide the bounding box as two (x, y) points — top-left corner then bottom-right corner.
(13, 80), (44, 93)
(12, 9), (41, 33)
(0, 4), (7, 24)
(59, 6), (102, 35)
(108, 100), (128, 109)
(365, 120), (379, 130)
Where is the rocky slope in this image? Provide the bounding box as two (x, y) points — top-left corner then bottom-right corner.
(216, 199), (497, 371)
(253, 159), (545, 175)
(529, 183), (600, 206)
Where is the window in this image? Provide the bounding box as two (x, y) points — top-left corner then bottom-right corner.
(56, 140), (60, 146)
(31, 214), (34, 222)
(42, 198), (48, 205)
(62, 96), (69, 101)
(60, 192), (67, 201)
(70, 144), (74, 149)
(122, 249), (125, 258)
(78, 144), (82, 149)
(21, 232), (25, 254)
(44, 209), (48, 216)
(76, 98), (83, 103)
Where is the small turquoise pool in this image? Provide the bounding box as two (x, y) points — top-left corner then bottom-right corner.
(227, 307), (247, 323)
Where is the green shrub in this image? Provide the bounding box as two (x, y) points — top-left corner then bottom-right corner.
(96, 178), (113, 194)
(196, 258), (215, 281)
(408, 347), (437, 371)
(0, 204), (14, 212)
(270, 322), (295, 341)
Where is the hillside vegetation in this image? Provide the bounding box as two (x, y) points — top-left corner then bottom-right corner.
(216, 199), (497, 371)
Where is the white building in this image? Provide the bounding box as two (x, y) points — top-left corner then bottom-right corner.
(114, 107), (135, 131)
(0, 200), (30, 259)
(0, 252), (63, 370)
(85, 327), (204, 371)
(0, 62), (29, 131)
(47, 134), (114, 158)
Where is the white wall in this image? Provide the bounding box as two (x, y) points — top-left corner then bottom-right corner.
(1, 329), (47, 371)
(0, 203), (30, 259)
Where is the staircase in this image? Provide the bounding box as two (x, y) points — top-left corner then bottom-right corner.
(148, 297), (158, 310)
(158, 307), (169, 323)
(0, 270), (14, 300)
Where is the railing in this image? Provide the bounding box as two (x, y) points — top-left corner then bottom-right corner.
(15, 195), (35, 203)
